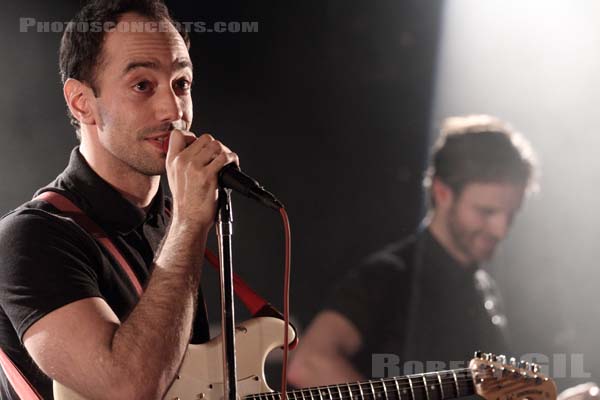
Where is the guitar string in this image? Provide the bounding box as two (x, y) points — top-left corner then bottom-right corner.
(283, 368), (473, 396)
(245, 369), (537, 400)
(245, 368), (522, 400)
(279, 381), (472, 400)
(247, 377), (501, 400)
(246, 379), (471, 400)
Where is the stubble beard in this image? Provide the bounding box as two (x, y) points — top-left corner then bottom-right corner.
(446, 206), (494, 265)
(105, 128), (167, 176)
(96, 101), (168, 177)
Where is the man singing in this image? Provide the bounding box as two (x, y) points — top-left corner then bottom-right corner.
(0, 1), (238, 398)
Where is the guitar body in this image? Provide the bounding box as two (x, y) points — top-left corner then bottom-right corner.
(53, 317), (295, 400)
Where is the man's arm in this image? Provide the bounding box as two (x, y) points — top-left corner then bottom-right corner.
(22, 131), (238, 400)
(288, 310), (364, 387)
(288, 257), (406, 388)
(23, 223), (205, 400)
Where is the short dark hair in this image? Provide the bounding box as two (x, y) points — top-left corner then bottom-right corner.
(59, 0), (190, 137)
(424, 115), (538, 206)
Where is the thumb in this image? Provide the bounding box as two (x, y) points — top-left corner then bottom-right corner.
(166, 129), (195, 163)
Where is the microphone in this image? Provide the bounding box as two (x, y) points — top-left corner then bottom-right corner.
(162, 133), (282, 210)
(218, 163), (283, 210)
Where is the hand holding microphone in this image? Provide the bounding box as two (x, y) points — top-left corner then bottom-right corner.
(165, 130), (238, 230)
(164, 130), (282, 229)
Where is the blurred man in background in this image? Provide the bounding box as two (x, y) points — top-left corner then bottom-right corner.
(288, 115), (537, 386)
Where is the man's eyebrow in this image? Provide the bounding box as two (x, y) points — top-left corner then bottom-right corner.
(122, 60), (159, 76)
(174, 58), (193, 72)
(122, 59), (193, 76)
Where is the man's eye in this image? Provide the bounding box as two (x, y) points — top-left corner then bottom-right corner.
(176, 79), (192, 91)
(134, 81), (151, 92)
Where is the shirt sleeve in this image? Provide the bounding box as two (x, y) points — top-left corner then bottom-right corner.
(0, 208), (103, 341)
(324, 255), (410, 346)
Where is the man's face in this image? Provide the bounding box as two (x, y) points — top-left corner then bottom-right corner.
(446, 182), (526, 264)
(89, 13), (193, 176)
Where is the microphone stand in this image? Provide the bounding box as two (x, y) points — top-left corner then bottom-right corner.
(216, 188), (238, 400)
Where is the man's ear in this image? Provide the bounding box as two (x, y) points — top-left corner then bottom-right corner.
(63, 78), (97, 127)
(431, 177), (455, 210)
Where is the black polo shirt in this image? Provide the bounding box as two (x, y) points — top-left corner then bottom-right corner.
(0, 147), (210, 399)
(326, 228), (510, 378)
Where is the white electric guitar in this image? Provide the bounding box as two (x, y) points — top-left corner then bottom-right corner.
(53, 317), (557, 400)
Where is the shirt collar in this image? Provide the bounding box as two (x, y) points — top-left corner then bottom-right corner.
(422, 227), (479, 272)
(39, 147), (168, 235)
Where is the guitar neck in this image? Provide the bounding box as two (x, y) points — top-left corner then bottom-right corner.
(245, 368), (475, 400)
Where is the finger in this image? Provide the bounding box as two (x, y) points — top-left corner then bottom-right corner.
(215, 143), (238, 167)
(196, 133), (215, 146)
(181, 133), (217, 158)
(171, 132), (238, 170)
(181, 139), (226, 166)
(205, 151), (239, 177)
(166, 130), (195, 163)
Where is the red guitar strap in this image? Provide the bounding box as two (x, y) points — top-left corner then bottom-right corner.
(0, 349), (42, 399)
(36, 191), (144, 295)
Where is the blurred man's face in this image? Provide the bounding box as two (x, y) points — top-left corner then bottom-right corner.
(446, 182), (526, 264)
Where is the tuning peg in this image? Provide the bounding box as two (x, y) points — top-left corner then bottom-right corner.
(498, 355), (507, 364)
(530, 363), (539, 373)
(509, 357), (517, 366)
(518, 360), (528, 369)
(474, 350), (483, 358)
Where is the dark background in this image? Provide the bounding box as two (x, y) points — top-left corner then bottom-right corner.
(2, 0), (598, 392)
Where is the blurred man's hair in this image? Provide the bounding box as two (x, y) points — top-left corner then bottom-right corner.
(424, 115), (538, 207)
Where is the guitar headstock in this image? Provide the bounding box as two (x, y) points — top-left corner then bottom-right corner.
(470, 351), (557, 400)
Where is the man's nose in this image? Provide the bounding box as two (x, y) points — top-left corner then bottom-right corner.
(156, 86), (184, 122)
